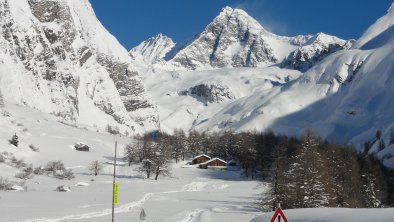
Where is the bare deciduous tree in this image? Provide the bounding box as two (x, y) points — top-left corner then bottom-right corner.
(88, 160), (103, 176)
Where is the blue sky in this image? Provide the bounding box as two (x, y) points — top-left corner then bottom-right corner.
(90, 0), (393, 50)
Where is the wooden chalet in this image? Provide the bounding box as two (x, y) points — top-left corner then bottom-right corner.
(192, 154), (211, 165)
(199, 158), (227, 169)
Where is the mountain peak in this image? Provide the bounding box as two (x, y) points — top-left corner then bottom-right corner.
(214, 6), (268, 35)
(130, 34), (175, 63)
(282, 32), (348, 72)
(153, 33), (170, 40)
(307, 32), (346, 45)
(219, 6), (249, 17)
(166, 6), (278, 69)
(221, 6), (234, 14)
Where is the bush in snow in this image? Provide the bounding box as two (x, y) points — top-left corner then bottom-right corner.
(9, 133), (19, 147)
(0, 177), (26, 191)
(45, 161), (65, 172)
(29, 144), (40, 152)
(15, 165), (34, 180)
(0, 152), (27, 168)
(11, 156), (27, 169)
(106, 124), (120, 135)
(54, 169), (74, 180)
(0, 177), (12, 191)
(33, 166), (45, 175)
(44, 161), (75, 180)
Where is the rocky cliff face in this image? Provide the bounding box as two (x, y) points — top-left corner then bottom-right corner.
(281, 33), (353, 72)
(0, 0), (158, 134)
(165, 7), (280, 70)
(178, 83), (235, 105)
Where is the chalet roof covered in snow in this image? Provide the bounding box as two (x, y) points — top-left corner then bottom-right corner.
(199, 157), (227, 165)
(192, 154), (211, 161)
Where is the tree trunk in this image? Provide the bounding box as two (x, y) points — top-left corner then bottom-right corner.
(146, 169), (150, 179)
(155, 162), (160, 180)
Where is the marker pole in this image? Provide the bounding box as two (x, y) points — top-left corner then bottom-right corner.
(112, 141), (117, 222)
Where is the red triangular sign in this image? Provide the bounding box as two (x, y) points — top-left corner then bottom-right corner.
(270, 208), (288, 222)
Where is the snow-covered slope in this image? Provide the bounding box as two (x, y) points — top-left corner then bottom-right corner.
(130, 34), (175, 64)
(273, 2), (394, 165)
(0, 104), (261, 222)
(192, 3), (394, 167)
(162, 7), (309, 70)
(281, 33), (353, 72)
(351, 3), (394, 49)
(0, 0), (158, 134)
(141, 66), (302, 132)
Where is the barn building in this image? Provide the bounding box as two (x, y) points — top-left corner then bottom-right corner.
(192, 154), (211, 165)
(199, 158), (227, 169)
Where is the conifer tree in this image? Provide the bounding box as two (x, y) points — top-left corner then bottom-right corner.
(287, 130), (329, 208)
(359, 156), (387, 207)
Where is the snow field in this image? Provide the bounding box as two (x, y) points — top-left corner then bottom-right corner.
(0, 104), (262, 222)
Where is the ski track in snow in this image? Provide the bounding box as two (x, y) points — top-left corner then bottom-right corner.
(176, 209), (205, 222)
(181, 182), (208, 192)
(25, 193), (153, 222)
(78, 204), (106, 208)
(25, 181), (226, 222)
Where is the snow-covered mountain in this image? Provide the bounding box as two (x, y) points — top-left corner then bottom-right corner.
(0, 0), (158, 134)
(132, 7), (355, 72)
(192, 3), (394, 167)
(281, 33), (353, 72)
(130, 34), (175, 64)
(134, 7), (316, 70)
(138, 3), (394, 167)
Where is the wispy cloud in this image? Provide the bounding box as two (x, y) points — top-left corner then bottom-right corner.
(229, 0), (292, 36)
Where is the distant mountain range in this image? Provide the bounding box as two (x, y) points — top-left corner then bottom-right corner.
(131, 7), (350, 71)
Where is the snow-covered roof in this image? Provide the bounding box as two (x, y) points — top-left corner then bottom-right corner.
(192, 154), (211, 161)
(199, 157), (227, 165)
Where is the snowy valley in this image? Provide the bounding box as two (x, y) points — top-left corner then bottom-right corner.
(0, 0), (394, 221)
